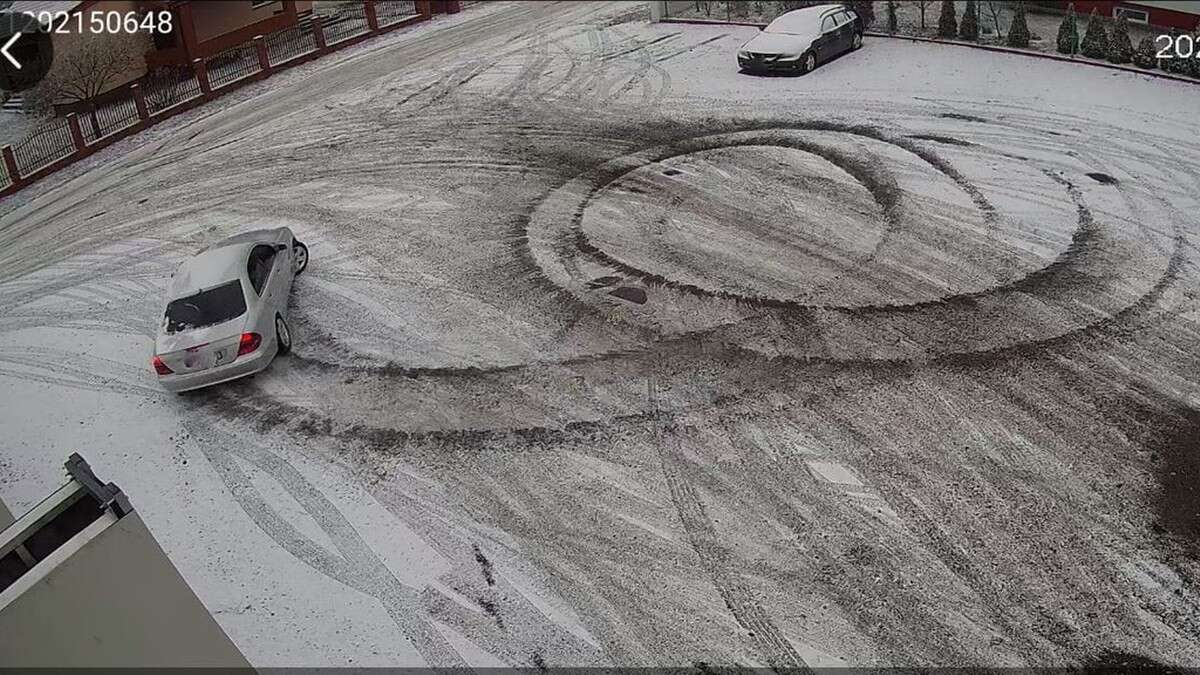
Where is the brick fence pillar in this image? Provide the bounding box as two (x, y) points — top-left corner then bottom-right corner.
(415, 0), (431, 18)
(193, 58), (212, 95)
(254, 35), (271, 73)
(1, 145), (20, 182)
(131, 83), (150, 120)
(66, 113), (86, 150)
(312, 16), (328, 52)
(364, 0), (379, 31)
(444, 0), (461, 13)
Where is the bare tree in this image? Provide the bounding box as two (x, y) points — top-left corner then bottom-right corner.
(142, 65), (191, 112)
(982, 0), (1005, 38)
(32, 31), (147, 137)
(916, 0), (935, 31)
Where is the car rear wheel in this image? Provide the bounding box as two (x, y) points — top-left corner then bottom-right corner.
(852, 33), (863, 50)
(800, 51), (816, 74)
(275, 314), (292, 355)
(292, 241), (309, 274)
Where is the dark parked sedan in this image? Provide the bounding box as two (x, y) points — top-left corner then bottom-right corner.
(737, 4), (863, 75)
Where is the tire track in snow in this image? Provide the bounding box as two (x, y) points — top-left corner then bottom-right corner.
(648, 375), (811, 672)
(188, 422), (470, 670)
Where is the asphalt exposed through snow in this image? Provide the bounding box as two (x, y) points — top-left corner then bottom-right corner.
(1, 1), (1200, 669)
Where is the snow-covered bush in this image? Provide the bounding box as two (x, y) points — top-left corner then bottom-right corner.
(1006, 4), (1030, 48)
(1056, 4), (1079, 54)
(1189, 28), (1200, 77)
(1162, 29), (1190, 74)
(848, 1), (874, 26)
(1107, 15), (1132, 64)
(959, 0), (979, 40)
(938, 0), (957, 39)
(1132, 36), (1158, 69)
(1080, 8), (1109, 58)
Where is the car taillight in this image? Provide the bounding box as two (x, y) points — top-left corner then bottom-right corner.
(238, 332), (262, 356)
(152, 355), (172, 376)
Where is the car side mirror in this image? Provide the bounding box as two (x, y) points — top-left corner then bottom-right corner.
(275, 243), (288, 252)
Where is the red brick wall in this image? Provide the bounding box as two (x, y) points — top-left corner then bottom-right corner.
(1070, 1), (1200, 31)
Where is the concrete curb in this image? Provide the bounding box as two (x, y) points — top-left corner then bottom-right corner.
(863, 31), (1200, 85)
(659, 18), (1200, 86)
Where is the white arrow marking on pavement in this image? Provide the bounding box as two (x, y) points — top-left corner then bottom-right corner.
(2, 33), (21, 70)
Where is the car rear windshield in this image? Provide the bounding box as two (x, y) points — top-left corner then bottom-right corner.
(163, 280), (247, 334)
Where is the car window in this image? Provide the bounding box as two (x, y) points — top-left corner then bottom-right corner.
(835, 11), (852, 26)
(820, 15), (836, 33)
(163, 280), (247, 334)
(247, 244), (277, 296)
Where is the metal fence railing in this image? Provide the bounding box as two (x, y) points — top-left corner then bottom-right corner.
(144, 67), (203, 116)
(206, 43), (262, 90)
(266, 23), (318, 66)
(13, 118), (74, 175)
(323, 3), (370, 45)
(2, 1), (444, 194)
(80, 98), (140, 145)
(375, 0), (419, 26)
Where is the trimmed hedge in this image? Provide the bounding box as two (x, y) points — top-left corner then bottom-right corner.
(938, 0), (957, 39)
(1080, 8), (1108, 59)
(1057, 4), (1079, 55)
(959, 0), (979, 41)
(1007, 4), (1030, 48)
(1107, 15), (1132, 64)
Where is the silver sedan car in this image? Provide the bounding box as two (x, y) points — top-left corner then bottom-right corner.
(152, 228), (309, 393)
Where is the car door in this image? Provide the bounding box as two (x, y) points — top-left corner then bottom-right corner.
(833, 11), (852, 53)
(272, 231), (297, 296)
(815, 14), (838, 61)
(246, 244), (279, 328)
(837, 11), (857, 52)
(264, 242), (292, 319)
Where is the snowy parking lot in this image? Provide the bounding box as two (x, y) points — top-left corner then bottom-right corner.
(1, 0), (1199, 668)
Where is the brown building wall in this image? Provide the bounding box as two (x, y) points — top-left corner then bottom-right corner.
(1069, 1), (1200, 30)
(43, 0), (151, 107)
(191, 0), (313, 43)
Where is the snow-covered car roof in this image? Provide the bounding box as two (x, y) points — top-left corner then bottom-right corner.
(169, 243), (254, 298)
(764, 4), (844, 35)
(202, 227), (287, 250)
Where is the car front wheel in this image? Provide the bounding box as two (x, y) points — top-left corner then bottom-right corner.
(852, 33), (863, 50)
(292, 241), (309, 274)
(800, 51), (816, 74)
(275, 314), (292, 355)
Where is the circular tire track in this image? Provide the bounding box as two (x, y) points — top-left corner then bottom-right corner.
(240, 119), (1186, 440)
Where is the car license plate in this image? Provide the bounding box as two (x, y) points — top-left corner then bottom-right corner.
(183, 344), (218, 371)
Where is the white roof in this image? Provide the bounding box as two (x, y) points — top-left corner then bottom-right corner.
(764, 4), (844, 35)
(169, 243), (253, 298)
